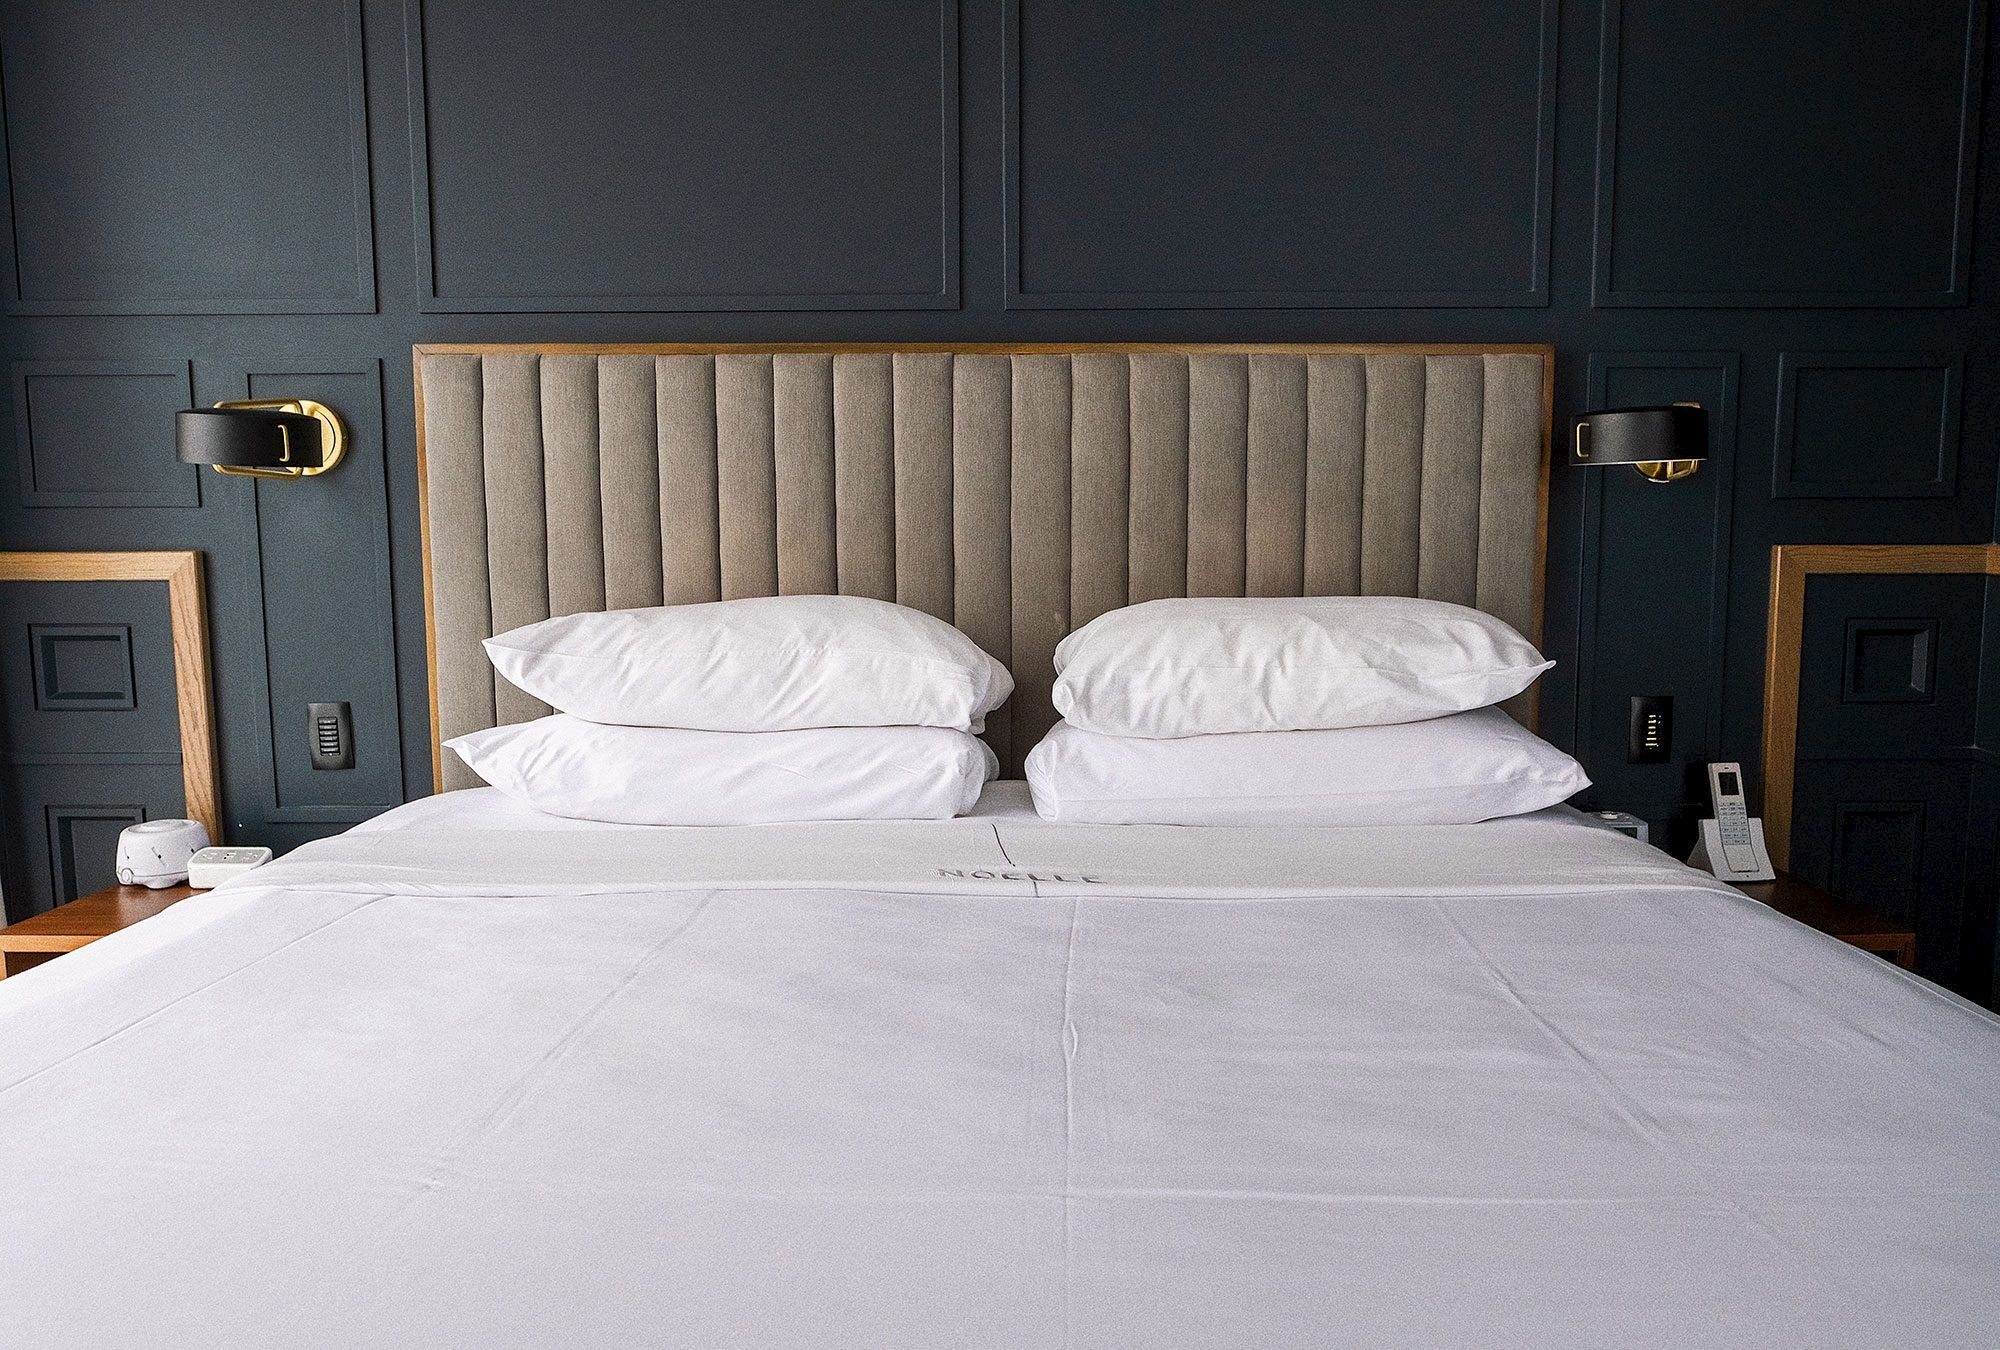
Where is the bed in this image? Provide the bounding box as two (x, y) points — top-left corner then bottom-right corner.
(2, 344), (1995, 1347)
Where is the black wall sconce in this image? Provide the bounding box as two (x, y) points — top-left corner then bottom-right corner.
(1570, 403), (1708, 484)
(176, 399), (347, 479)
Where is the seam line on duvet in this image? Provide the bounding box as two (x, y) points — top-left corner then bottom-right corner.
(1058, 895), (1081, 1350)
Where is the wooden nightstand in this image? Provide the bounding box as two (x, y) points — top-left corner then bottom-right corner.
(1733, 871), (1916, 970)
(0, 884), (197, 979)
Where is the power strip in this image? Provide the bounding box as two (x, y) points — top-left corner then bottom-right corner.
(188, 845), (274, 889)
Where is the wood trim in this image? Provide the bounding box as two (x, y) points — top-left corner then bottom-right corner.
(1761, 543), (2000, 870)
(0, 551), (221, 842)
(1531, 346), (1554, 731)
(413, 343), (1555, 791)
(413, 346), (445, 795)
(414, 342), (1557, 358)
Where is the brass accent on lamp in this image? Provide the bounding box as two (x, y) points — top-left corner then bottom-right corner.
(175, 399), (347, 479)
(1570, 403), (1708, 484)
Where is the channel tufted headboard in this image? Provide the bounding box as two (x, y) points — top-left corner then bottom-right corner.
(416, 343), (1552, 790)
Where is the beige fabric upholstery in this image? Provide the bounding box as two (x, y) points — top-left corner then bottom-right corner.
(421, 348), (1549, 788)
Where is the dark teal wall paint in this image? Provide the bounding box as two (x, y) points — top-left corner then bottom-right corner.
(0, 0), (1995, 986)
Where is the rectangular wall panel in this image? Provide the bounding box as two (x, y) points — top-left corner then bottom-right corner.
(1006, 0), (1556, 307)
(242, 362), (404, 822)
(1772, 353), (1961, 499)
(1574, 353), (1739, 849)
(45, 804), (146, 904)
(1593, 0), (1983, 305)
(1786, 569), (1990, 987)
(1789, 760), (1971, 985)
(407, 0), (958, 311)
(29, 625), (135, 711)
(1796, 573), (1985, 760)
(11, 362), (199, 509)
(0, 581), (188, 920)
(0, 0), (374, 314)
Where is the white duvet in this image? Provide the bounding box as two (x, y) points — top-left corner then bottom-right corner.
(2, 799), (1996, 1348)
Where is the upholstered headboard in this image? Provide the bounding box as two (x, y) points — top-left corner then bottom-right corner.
(416, 343), (1551, 789)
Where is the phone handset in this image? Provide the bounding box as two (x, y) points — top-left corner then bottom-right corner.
(1688, 761), (1775, 882)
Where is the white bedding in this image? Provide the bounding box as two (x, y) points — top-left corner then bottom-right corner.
(350, 778), (1045, 833)
(3, 805), (1996, 1347)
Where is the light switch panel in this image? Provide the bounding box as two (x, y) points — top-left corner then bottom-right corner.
(308, 701), (354, 770)
(1628, 695), (1672, 763)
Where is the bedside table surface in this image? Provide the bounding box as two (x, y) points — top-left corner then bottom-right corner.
(0, 884), (198, 953)
(1734, 872), (1909, 940)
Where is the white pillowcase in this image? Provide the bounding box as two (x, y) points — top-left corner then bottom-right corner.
(484, 595), (1012, 733)
(1052, 596), (1553, 738)
(1024, 708), (1587, 826)
(447, 717), (998, 825)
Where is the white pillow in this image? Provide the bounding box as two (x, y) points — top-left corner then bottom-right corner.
(1052, 596), (1552, 738)
(484, 595), (1012, 733)
(1024, 708), (1587, 826)
(447, 717), (998, 825)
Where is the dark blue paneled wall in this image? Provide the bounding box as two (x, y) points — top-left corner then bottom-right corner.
(0, 1), (1995, 989)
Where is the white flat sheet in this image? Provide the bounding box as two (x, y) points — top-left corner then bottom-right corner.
(2, 812), (1996, 1348)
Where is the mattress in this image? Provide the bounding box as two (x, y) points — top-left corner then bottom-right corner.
(2, 802), (1996, 1348)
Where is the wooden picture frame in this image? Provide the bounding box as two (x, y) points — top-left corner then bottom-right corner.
(0, 551), (221, 841)
(1761, 542), (2000, 871)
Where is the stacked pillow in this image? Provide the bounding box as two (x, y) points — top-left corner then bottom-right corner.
(1025, 596), (1586, 826)
(447, 595), (1008, 825)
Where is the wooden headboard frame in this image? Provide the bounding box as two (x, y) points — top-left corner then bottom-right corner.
(414, 342), (1553, 790)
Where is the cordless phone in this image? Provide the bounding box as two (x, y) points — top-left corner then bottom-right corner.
(1707, 763), (1756, 873)
(1687, 761), (1775, 882)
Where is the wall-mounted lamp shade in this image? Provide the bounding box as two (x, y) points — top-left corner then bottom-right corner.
(176, 399), (346, 479)
(1571, 404), (1708, 483)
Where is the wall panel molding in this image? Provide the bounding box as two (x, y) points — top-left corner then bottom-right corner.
(1841, 618), (1938, 704)
(0, 0), (375, 316)
(45, 804), (145, 903)
(1005, 0), (1557, 309)
(405, 0), (960, 312)
(11, 361), (199, 509)
(29, 624), (136, 711)
(1592, 0), (1984, 307)
(1574, 351), (1739, 834)
(235, 359), (403, 824)
(1772, 352), (1961, 500)
(1762, 543), (2000, 871)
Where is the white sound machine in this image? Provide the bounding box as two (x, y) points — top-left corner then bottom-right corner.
(114, 819), (211, 888)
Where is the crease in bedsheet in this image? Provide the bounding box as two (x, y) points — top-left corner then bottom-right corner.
(1426, 895), (1862, 1317)
(1058, 895), (1081, 1350)
(413, 891), (720, 1205)
(292, 889), (721, 1313)
(0, 892), (393, 1101)
(611, 1180), (2000, 1205)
